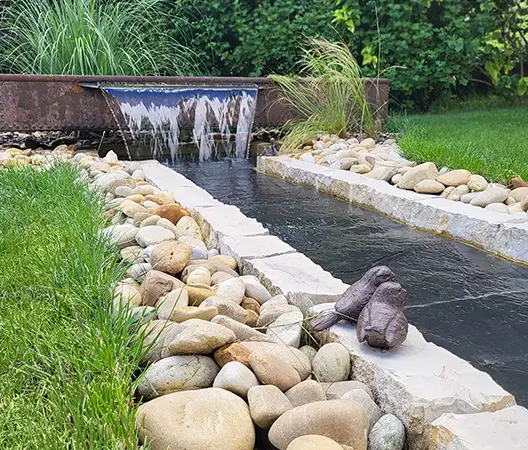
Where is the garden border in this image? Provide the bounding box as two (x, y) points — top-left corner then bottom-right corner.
(257, 156), (528, 265)
(139, 159), (527, 450)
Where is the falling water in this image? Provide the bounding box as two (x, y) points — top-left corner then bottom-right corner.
(101, 85), (258, 161)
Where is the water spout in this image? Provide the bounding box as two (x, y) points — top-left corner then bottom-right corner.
(100, 84), (258, 161)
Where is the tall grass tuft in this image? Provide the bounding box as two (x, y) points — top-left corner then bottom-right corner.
(0, 164), (147, 449)
(271, 39), (377, 153)
(0, 0), (196, 76)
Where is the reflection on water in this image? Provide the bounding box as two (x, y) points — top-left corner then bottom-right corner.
(172, 158), (528, 406)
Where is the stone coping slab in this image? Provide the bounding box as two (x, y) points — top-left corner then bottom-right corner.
(429, 406), (528, 450)
(220, 235), (296, 265)
(309, 303), (516, 450)
(140, 160), (525, 449)
(257, 156), (528, 264)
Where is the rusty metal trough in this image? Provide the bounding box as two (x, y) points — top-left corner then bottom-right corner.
(0, 74), (389, 132)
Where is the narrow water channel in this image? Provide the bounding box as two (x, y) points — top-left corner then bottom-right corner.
(171, 158), (528, 406)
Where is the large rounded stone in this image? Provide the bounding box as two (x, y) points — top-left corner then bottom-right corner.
(186, 266), (211, 285)
(167, 306), (218, 323)
(287, 435), (344, 450)
(240, 275), (272, 304)
(139, 270), (184, 306)
(150, 240), (191, 275)
(185, 284), (216, 306)
(157, 288), (189, 320)
(136, 388), (255, 450)
(312, 343), (351, 382)
(510, 187), (528, 202)
(467, 174), (488, 192)
(210, 254), (237, 270)
(154, 204), (190, 224)
(214, 277), (246, 305)
(285, 380), (326, 407)
(248, 385), (293, 429)
(136, 226), (175, 248)
(120, 245), (144, 263)
(342, 389), (382, 431)
(299, 345), (317, 363)
(436, 169), (471, 187)
(175, 216), (203, 240)
(103, 224), (139, 248)
(470, 186), (509, 207)
(179, 236), (208, 260)
(268, 400), (369, 450)
(120, 199), (147, 217)
(161, 318), (236, 356)
(139, 320), (179, 364)
(113, 283), (142, 309)
(201, 296), (248, 323)
(249, 350), (301, 391)
(257, 304), (301, 327)
(397, 162), (438, 190)
(447, 184), (470, 201)
(414, 180), (445, 194)
(241, 341), (312, 380)
(368, 414), (405, 450)
(266, 310), (304, 348)
(137, 355), (219, 400)
(213, 361), (260, 398)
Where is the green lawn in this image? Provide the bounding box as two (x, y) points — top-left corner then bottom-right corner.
(391, 107), (528, 183)
(0, 165), (144, 449)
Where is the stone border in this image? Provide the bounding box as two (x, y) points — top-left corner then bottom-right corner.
(140, 160), (526, 450)
(257, 156), (528, 265)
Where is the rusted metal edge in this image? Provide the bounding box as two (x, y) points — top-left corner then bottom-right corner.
(0, 74), (390, 132)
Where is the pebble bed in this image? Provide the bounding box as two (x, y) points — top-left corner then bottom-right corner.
(0, 146), (406, 450)
(289, 136), (528, 219)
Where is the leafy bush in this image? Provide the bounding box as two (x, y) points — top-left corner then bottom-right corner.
(333, 0), (527, 110)
(0, 0), (196, 75)
(271, 39), (376, 153)
(178, 0), (339, 77)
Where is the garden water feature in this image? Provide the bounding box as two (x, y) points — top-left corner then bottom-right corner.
(172, 158), (528, 407)
(100, 84), (258, 161)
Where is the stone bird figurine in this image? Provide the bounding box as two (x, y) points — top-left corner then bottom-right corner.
(310, 266), (395, 332)
(356, 281), (408, 350)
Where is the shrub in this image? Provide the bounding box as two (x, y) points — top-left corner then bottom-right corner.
(0, 0), (196, 76)
(178, 0), (339, 77)
(271, 39), (376, 153)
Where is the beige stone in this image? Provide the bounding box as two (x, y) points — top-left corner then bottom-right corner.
(168, 305), (218, 323)
(213, 361), (260, 398)
(241, 341), (312, 380)
(201, 296), (248, 323)
(136, 388), (255, 450)
(414, 179), (445, 194)
(157, 288), (189, 320)
(185, 284), (216, 306)
(511, 187), (528, 202)
(436, 169), (471, 187)
(210, 254), (237, 270)
(139, 215), (161, 228)
(211, 315), (272, 342)
(139, 270), (184, 306)
(248, 385), (293, 429)
(268, 400), (369, 450)
(175, 216), (203, 240)
(467, 174), (488, 192)
(186, 266), (211, 285)
(113, 283), (142, 309)
(249, 350), (301, 391)
(241, 297), (261, 314)
(398, 162), (438, 190)
(287, 435), (344, 450)
(245, 309), (259, 327)
(285, 379), (326, 407)
(162, 318), (236, 356)
(139, 320), (178, 364)
(150, 240), (191, 275)
(213, 277), (246, 305)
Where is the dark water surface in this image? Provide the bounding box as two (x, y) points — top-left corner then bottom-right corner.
(172, 159), (528, 406)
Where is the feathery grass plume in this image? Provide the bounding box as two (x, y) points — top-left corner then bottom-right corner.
(270, 39), (377, 153)
(0, 0), (196, 76)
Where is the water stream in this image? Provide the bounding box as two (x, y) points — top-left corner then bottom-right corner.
(102, 85), (258, 161)
(172, 158), (528, 406)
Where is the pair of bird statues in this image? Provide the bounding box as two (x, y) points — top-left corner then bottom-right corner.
(310, 266), (409, 350)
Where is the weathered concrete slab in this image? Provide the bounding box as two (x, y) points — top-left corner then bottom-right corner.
(258, 156), (528, 264)
(429, 406), (528, 450)
(241, 253), (348, 313)
(220, 235), (296, 265)
(193, 205), (269, 249)
(309, 303), (515, 450)
(141, 161), (222, 209)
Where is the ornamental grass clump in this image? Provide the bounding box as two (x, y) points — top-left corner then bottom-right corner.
(270, 39), (377, 153)
(0, 0), (196, 76)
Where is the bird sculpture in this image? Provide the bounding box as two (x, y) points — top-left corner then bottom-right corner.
(356, 281), (408, 350)
(310, 266), (395, 332)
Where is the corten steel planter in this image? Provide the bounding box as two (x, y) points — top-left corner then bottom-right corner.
(0, 74), (389, 132)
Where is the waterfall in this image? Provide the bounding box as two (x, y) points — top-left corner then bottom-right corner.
(101, 85), (258, 161)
